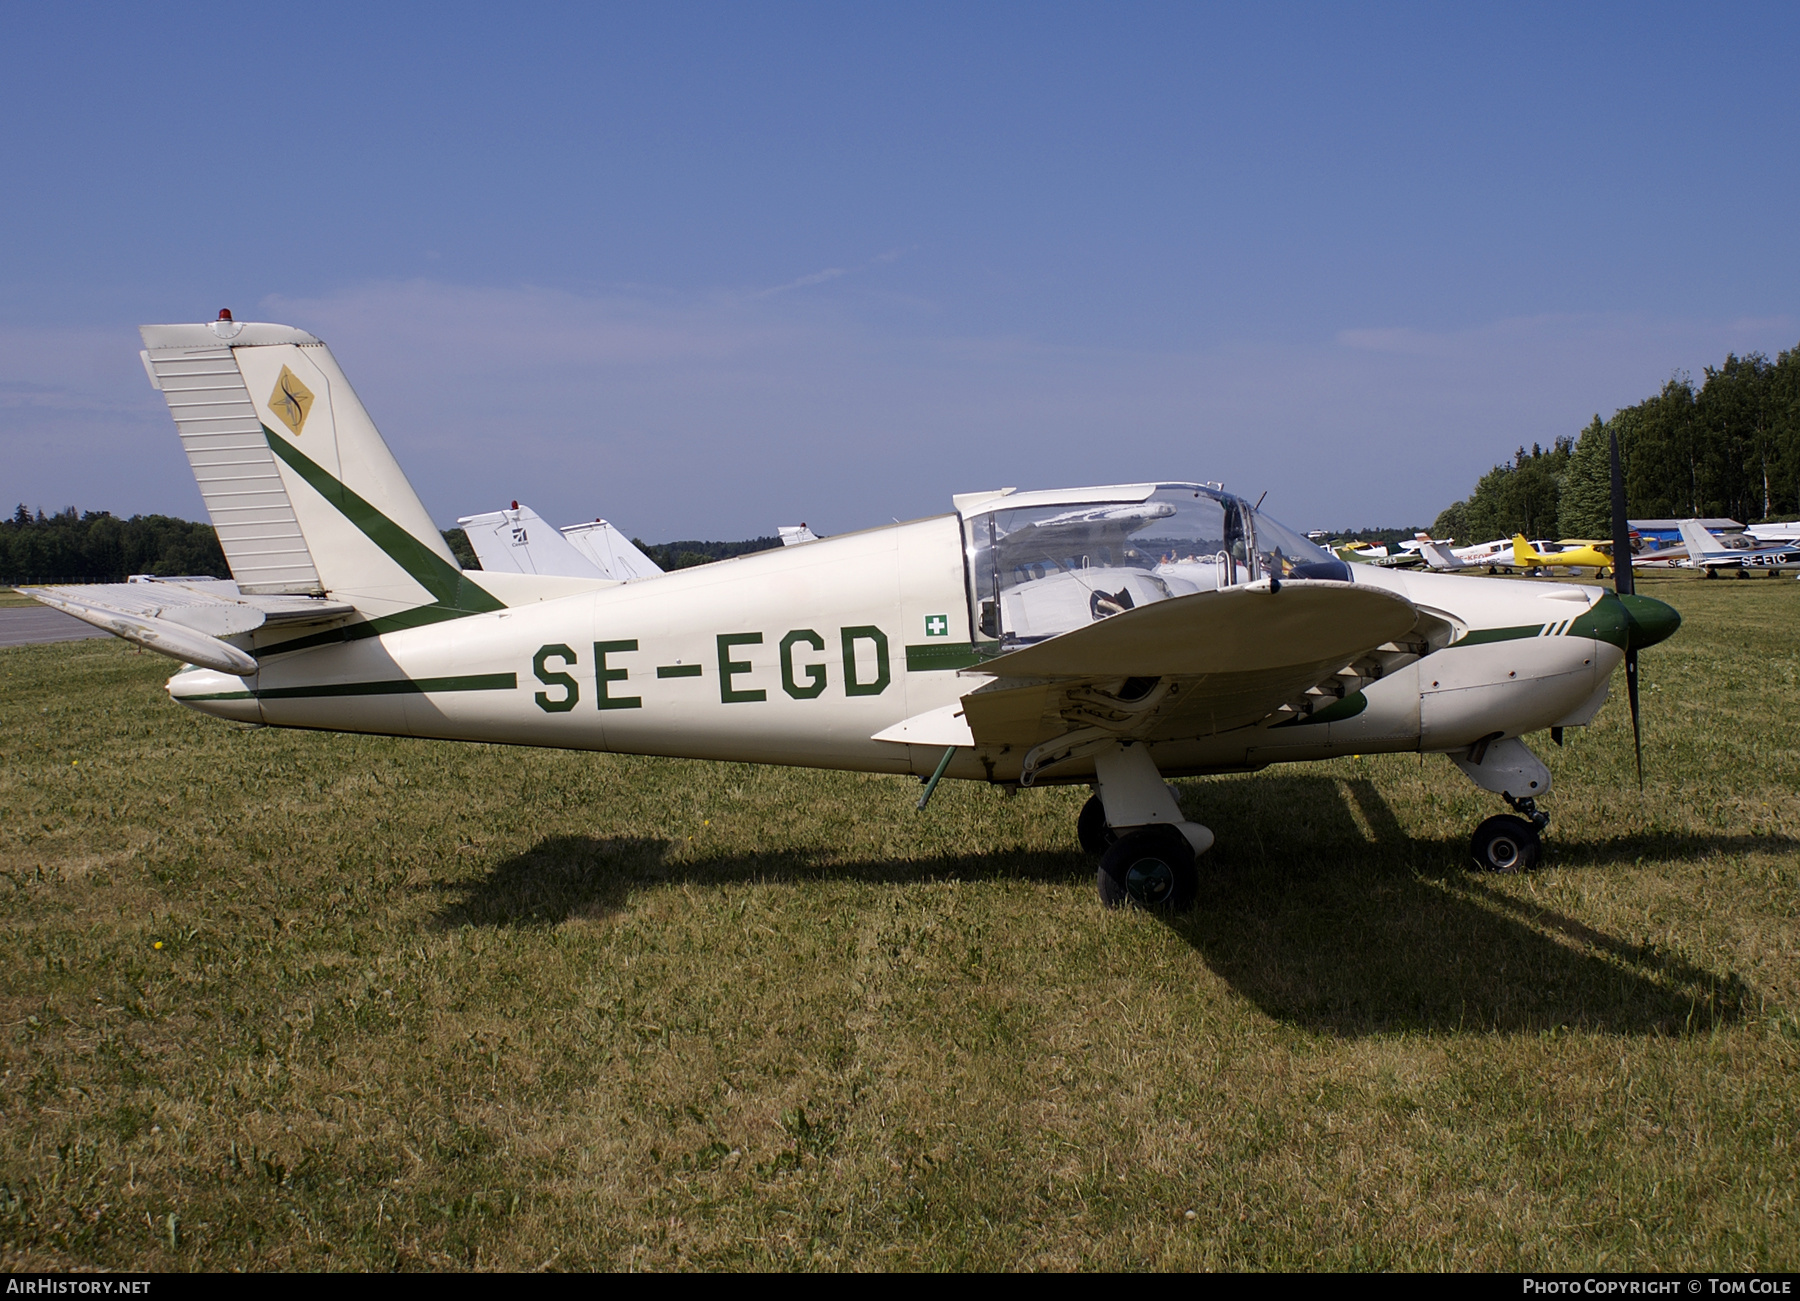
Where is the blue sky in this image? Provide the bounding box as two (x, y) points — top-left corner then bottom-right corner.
(3, 4), (1797, 538)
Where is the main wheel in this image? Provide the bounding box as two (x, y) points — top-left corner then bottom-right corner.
(1097, 826), (1198, 911)
(1469, 814), (1541, 873)
(1077, 794), (1116, 856)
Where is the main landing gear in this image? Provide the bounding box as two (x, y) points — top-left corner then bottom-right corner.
(1077, 743), (1213, 911)
(1449, 737), (1552, 873)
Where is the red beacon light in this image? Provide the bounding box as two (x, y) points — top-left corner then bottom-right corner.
(218, 309), (233, 321)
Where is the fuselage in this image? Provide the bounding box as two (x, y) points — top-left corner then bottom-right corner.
(169, 513), (1636, 785)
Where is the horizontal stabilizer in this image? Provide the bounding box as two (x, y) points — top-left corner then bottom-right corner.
(19, 579), (356, 673)
(22, 587), (257, 673)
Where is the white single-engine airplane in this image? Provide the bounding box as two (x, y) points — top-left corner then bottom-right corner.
(1676, 519), (1800, 577)
(23, 316), (1682, 906)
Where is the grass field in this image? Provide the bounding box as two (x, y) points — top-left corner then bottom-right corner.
(2, 573), (1796, 1271)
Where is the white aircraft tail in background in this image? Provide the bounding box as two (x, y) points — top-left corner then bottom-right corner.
(1677, 518), (1800, 575)
(457, 505), (663, 582)
(1676, 519), (1735, 567)
(560, 518), (664, 580)
(1414, 534), (1470, 571)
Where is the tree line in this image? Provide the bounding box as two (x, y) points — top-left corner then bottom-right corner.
(1, 505), (781, 585)
(1434, 343), (1800, 543)
(1, 506), (230, 585)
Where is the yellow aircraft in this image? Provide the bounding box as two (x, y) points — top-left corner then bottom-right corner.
(1511, 534), (1614, 577)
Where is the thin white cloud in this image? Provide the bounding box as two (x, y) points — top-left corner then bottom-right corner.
(757, 266), (850, 297)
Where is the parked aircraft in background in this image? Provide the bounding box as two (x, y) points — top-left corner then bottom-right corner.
(1414, 536), (1472, 571)
(1511, 535), (1617, 578)
(21, 315), (1682, 908)
(1676, 519), (1800, 577)
(1747, 521), (1800, 547)
(1450, 538), (1516, 567)
(458, 504), (664, 582)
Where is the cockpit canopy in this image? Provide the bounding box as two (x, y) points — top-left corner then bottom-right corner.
(958, 483), (1341, 646)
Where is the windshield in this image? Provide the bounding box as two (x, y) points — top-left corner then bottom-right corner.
(962, 484), (1335, 646)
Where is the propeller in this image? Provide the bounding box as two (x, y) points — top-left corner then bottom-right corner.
(1608, 429), (1643, 787)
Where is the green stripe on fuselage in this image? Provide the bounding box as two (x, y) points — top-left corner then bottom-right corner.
(256, 423), (505, 659)
(184, 673), (518, 702)
(1452, 624), (1543, 646)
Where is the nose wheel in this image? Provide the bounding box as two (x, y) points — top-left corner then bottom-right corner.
(1469, 793), (1548, 872)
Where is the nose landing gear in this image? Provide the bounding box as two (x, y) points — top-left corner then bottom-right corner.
(1447, 738), (1553, 873)
(1470, 793), (1548, 873)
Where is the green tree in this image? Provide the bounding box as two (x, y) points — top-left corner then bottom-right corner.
(1557, 416), (1612, 539)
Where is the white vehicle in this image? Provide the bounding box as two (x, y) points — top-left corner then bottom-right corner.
(1676, 519), (1800, 577)
(25, 316), (1682, 905)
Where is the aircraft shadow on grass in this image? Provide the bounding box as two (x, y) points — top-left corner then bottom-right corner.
(438, 774), (1766, 1039)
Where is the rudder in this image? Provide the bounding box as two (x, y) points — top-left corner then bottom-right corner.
(141, 318), (491, 620)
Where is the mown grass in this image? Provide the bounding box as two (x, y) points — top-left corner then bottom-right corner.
(1, 572), (1796, 1271)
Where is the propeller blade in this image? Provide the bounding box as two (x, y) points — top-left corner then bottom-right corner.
(1609, 429), (1635, 597)
(1611, 427), (1643, 786)
(1625, 647), (1643, 789)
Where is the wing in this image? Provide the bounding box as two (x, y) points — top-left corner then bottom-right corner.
(952, 578), (1418, 783)
(19, 579), (355, 674)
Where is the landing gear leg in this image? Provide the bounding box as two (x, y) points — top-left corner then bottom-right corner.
(1087, 744), (1213, 911)
(1447, 738), (1552, 873)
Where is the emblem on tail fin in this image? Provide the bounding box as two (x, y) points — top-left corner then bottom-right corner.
(268, 366), (314, 436)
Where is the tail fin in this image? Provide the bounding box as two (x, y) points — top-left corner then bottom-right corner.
(1417, 537), (1464, 570)
(559, 519), (663, 580)
(457, 504), (613, 580)
(1675, 519), (1729, 563)
(1511, 534), (1535, 568)
(140, 320), (497, 620)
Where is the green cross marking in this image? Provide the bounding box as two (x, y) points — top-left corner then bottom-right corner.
(925, 614), (949, 637)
